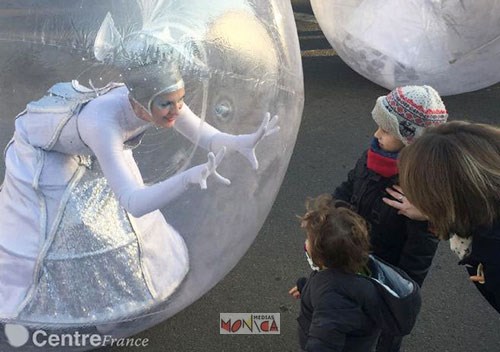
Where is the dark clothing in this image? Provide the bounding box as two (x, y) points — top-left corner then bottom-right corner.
(375, 335), (402, 352)
(297, 256), (421, 352)
(333, 150), (439, 287)
(297, 271), (381, 352)
(461, 221), (500, 313)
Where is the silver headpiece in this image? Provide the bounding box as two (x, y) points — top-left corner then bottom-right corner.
(94, 12), (185, 112)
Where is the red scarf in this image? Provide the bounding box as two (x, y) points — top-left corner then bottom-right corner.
(366, 141), (399, 178)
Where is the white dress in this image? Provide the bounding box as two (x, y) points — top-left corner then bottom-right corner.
(0, 82), (189, 326)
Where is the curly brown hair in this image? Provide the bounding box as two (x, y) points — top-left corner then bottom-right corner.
(300, 194), (371, 273)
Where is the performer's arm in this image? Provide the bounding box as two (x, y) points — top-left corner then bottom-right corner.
(174, 104), (279, 170)
(80, 123), (228, 218)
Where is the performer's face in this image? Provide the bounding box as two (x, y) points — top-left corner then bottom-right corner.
(150, 88), (185, 128)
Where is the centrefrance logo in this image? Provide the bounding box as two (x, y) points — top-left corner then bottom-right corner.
(3, 324), (149, 348)
(219, 313), (280, 334)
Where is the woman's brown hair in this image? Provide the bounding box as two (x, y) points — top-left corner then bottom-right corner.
(300, 194), (370, 273)
(399, 121), (500, 239)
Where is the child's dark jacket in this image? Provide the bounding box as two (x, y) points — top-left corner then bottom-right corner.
(297, 256), (421, 352)
(333, 150), (438, 286)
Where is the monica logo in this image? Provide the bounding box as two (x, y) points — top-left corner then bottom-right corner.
(219, 313), (280, 334)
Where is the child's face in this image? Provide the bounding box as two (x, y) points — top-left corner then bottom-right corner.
(374, 127), (405, 152)
(304, 237), (322, 270)
(305, 237), (311, 256)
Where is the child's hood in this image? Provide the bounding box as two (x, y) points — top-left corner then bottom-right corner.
(365, 255), (422, 336)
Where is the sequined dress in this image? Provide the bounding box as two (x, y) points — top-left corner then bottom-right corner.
(0, 82), (189, 326)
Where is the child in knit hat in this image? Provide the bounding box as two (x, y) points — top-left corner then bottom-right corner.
(332, 85), (448, 352)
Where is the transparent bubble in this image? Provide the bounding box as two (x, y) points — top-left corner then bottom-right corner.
(311, 0), (500, 96)
(0, 0), (303, 350)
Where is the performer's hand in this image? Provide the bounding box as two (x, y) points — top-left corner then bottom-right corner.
(382, 185), (428, 221)
(211, 112), (279, 170)
(183, 148), (231, 189)
(288, 286), (301, 299)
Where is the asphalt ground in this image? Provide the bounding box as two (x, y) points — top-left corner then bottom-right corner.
(99, 11), (500, 352)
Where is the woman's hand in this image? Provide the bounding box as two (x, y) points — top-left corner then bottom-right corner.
(183, 148), (231, 189)
(211, 112), (279, 170)
(382, 185), (428, 221)
(289, 286), (301, 299)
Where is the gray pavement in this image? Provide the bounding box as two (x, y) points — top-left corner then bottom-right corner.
(100, 11), (500, 352)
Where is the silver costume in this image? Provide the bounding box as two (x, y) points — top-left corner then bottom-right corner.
(0, 81), (189, 326)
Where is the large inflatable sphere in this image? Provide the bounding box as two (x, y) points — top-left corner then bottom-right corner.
(0, 0), (303, 350)
(311, 0), (500, 96)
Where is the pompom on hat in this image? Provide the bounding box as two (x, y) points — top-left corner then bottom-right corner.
(371, 85), (448, 145)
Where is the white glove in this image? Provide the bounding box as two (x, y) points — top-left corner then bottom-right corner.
(183, 148), (231, 189)
(210, 112), (279, 170)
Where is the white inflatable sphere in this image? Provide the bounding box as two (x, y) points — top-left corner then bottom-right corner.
(311, 0), (500, 96)
(0, 0), (303, 350)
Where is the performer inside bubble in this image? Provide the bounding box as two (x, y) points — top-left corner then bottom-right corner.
(0, 13), (278, 325)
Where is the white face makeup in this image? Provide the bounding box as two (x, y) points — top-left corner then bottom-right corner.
(152, 95), (185, 111)
(149, 87), (186, 128)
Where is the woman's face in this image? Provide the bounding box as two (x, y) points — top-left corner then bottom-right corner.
(149, 87), (185, 128)
(374, 127), (405, 152)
